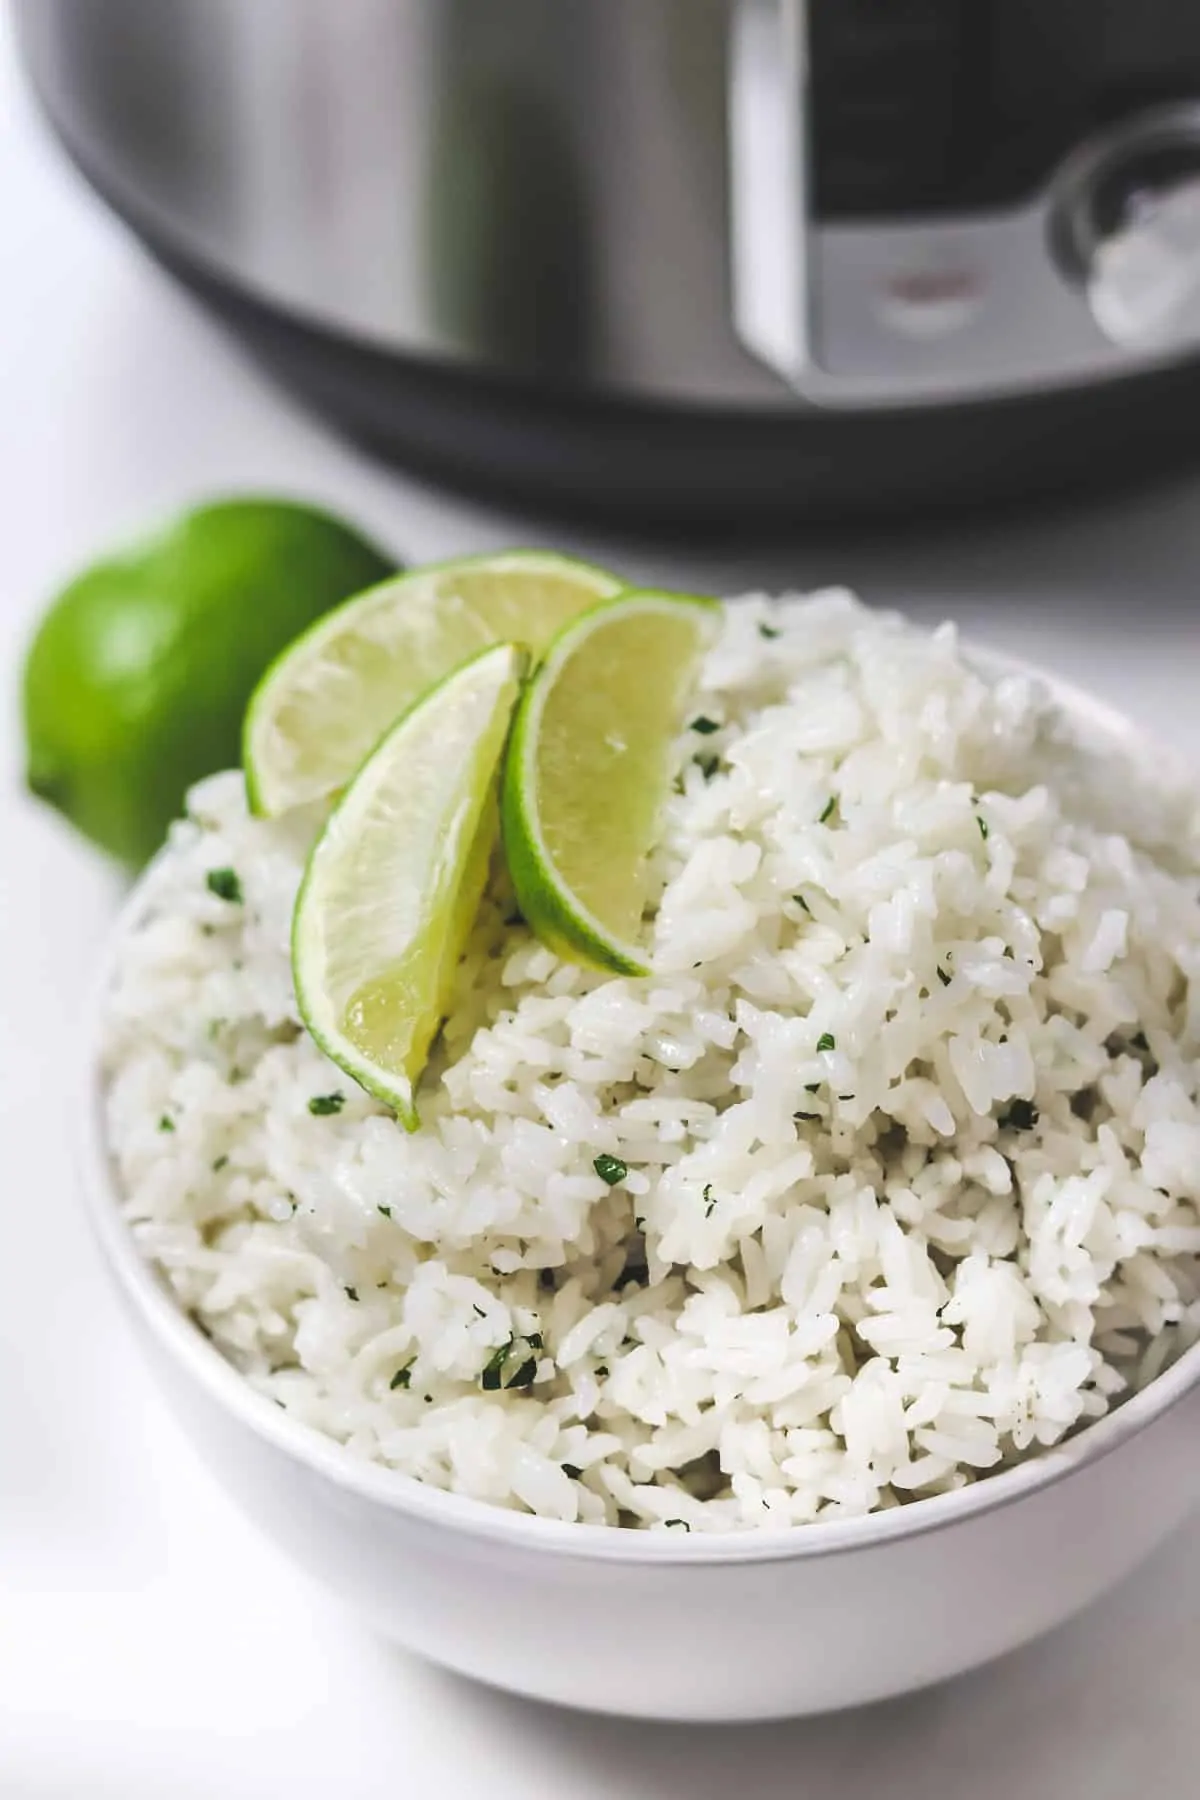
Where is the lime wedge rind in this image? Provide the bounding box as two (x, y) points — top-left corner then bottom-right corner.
(501, 590), (721, 978)
(292, 641), (527, 1127)
(244, 549), (621, 818)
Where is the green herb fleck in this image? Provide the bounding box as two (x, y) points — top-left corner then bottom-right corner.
(816, 1032), (836, 1053)
(206, 867), (243, 904)
(563, 1463), (583, 1480)
(389, 1363), (413, 1391)
(594, 1153), (628, 1186)
(703, 1183), (717, 1219)
(1000, 1098), (1039, 1132)
(308, 1093), (345, 1116)
(696, 753), (720, 782)
(212, 1154), (228, 1172)
(473, 1304), (486, 1318)
(594, 1364), (609, 1379)
(344, 1286), (359, 1303)
(481, 1338), (515, 1391)
(818, 797), (836, 824)
(759, 622), (781, 640)
(793, 1111), (819, 1122)
(158, 1114), (175, 1133)
(937, 966), (952, 987)
(505, 1358), (537, 1390)
(665, 1518), (691, 1531)
(976, 814), (989, 841)
(792, 894), (811, 914)
(377, 1203), (392, 1219)
(690, 715), (721, 736)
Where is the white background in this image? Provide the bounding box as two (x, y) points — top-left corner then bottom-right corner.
(3, 10), (1200, 1795)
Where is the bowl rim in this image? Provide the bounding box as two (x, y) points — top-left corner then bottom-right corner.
(81, 647), (1200, 1567)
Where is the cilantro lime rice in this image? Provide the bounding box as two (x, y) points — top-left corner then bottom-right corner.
(101, 591), (1200, 1530)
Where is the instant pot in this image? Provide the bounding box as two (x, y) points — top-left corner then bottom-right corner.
(19, 0), (1200, 522)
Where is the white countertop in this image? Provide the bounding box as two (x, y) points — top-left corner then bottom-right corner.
(4, 14), (1200, 1797)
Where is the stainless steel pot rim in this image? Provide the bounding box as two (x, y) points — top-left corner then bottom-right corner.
(78, 653), (1200, 1568)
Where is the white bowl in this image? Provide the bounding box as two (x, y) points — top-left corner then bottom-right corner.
(79, 659), (1200, 1722)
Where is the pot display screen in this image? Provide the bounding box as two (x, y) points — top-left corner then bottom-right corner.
(809, 0), (1200, 219)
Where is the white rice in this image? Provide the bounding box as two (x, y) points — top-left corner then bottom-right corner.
(101, 590), (1200, 1531)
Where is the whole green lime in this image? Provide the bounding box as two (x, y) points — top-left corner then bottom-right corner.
(22, 497), (397, 865)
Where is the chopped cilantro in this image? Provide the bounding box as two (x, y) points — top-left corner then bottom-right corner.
(792, 894), (811, 914)
(377, 1203), (392, 1219)
(703, 1183), (717, 1219)
(212, 1154), (228, 1172)
(594, 1364), (609, 1379)
(794, 1111), (819, 1122)
(158, 1114), (175, 1133)
(389, 1363), (413, 1391)
(562, 1464), (583, 1480)
(665, 1518), (691, 1531)
(999, 1099), (1039, 1132)
(594, 1153), (628, 1185)
(690, 715), (721, 736)
(205, 867), (243, 904)
(759, 622), (781, 640)
(308, 1093), (345, 1116)
(937, 966), (952, 987)
(818, 797), (836, 824)
(480, 1334), (543, 1392)
(976, 814), (989, 841)
(344, 1286), (359, 1303)
(816, 1032), (836, 1053)
(481, 1338), (515, 1391)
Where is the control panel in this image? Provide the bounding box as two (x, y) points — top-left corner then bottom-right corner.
(731, 0), (1200, 404)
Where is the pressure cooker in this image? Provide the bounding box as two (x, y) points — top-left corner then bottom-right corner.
(18, 0), (1200, 522)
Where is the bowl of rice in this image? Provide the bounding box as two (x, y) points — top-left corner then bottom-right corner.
(86, 589), (1200, 1720)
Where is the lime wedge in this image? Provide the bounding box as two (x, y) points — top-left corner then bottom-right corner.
(293, 643), (526, 1125)
(245, 550), (620, 816)
(500, 592), (720, 976)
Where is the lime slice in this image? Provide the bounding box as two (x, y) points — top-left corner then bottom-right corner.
(501, 592), (720, 976)
(245, 550), (620, 816)
(293, 643), (526, 1126)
